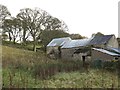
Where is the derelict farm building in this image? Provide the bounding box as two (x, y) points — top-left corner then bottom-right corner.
(90, 35), (120, 61)
(88, 34), (119, 49)
(46, 37), (71, 59)
(91, 48), (120, 62)
(47, 34), (120, 61)
(117, 38), (120, 48)
(61, 38), (91, 60)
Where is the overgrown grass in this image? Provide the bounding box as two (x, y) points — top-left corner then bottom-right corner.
(2, 45), (119, 88)
(44, 69), (118, 88)
(2, 68), (118, 88)
(2, 40), (43, 51)
(3, 68), (44, 88)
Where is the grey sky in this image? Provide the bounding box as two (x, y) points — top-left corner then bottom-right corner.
(0, 0), (119, 38)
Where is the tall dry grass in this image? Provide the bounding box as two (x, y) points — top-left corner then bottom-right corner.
(2, 46), (119, 88)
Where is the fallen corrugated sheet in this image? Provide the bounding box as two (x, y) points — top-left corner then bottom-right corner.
(92, 48), (120, 56)
(107, 47), (120, 54)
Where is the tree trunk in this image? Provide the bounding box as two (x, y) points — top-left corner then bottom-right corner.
(33, 37), (36, 52)
(8, 32), (12, 41)
(23, 29), (26, 43)
(33, 43), (36, 52)
(13, 37), (16, 44)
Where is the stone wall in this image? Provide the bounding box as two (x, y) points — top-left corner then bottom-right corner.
(107, 35), (118, 48)
(61, 48), (76, 60)
(91, 49), (119, 61)
(47, 46), (60, 59)
(61, 47), (91, 61)
(117, 38), (120, 48)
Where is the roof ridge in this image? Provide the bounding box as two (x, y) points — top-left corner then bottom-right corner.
(53, 37), (71, 39)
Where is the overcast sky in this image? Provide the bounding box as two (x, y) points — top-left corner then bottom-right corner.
(0, 0), (119, 38)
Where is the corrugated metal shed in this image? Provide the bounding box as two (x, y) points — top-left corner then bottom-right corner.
(47, 37), (71, 47)
(92, 48), (120, 56)
(61, 38), (91, 48)
(88, 35), (113, 45)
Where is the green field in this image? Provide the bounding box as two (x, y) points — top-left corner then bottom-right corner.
(2, 45), (119, 88)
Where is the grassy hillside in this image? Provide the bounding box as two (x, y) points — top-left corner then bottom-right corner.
(2, 45), (119, 88)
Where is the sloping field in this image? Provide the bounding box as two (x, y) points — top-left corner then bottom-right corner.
(2, 46), (119, 88)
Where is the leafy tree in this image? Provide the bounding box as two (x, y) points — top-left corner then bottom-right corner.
(17, 8), (51, 51)
(91, 32), (104, 37)
(17, 8), (33, 44)
(0, 4), (11, 30)
(70, 34), (85, 39)
(0, 4), (11, 20)
(2, 19), (12, 41)
(40, 30), (70, 49)
(60, 20), (69, 32)
(44, 17), (69, 32)
(11, 17), (22, 43)
(3, 17), (22, 43)
(40, 17), (69, 49)
(17, 7), (68, 51)
(1, 33), (8, 40)
(45, 17), (61, 30)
